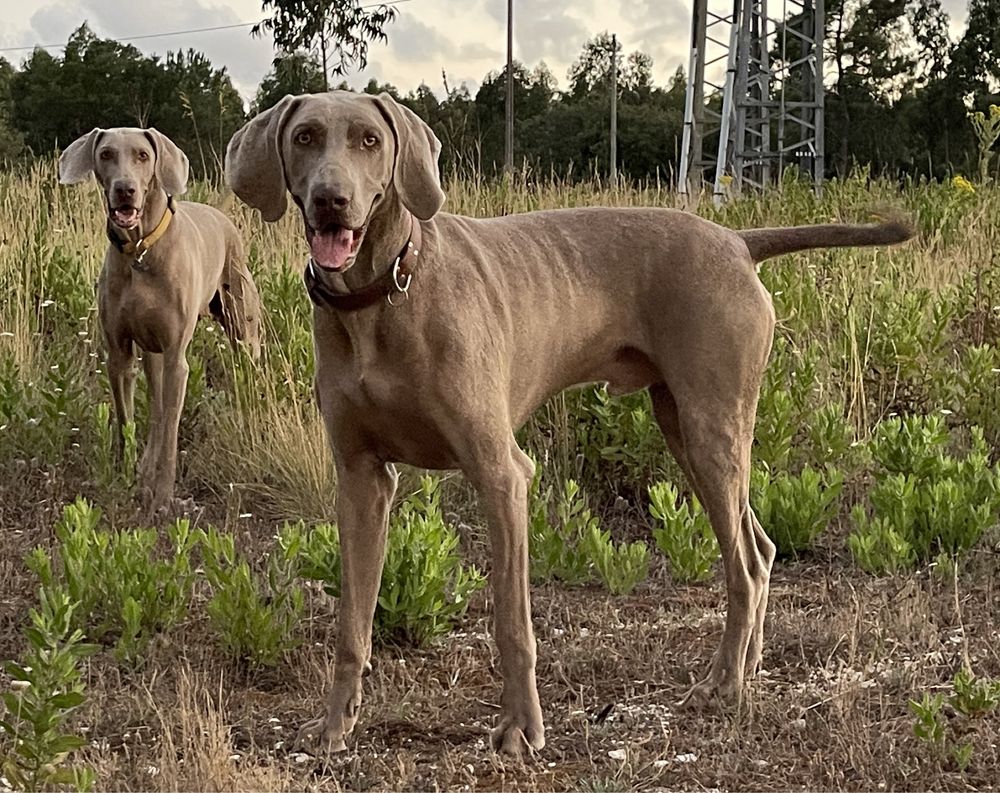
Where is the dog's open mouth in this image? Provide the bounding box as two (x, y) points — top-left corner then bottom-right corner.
(109, 205), (142, 230)
(306, 223), (366, 272)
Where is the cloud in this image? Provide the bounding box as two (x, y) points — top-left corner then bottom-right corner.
(390, 13), (458, 62)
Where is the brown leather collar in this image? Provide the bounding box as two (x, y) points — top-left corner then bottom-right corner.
(304, 215), (423, 312)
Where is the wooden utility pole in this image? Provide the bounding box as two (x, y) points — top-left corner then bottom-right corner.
(504, 0), (514, 173)
(610, 33), (618, 185)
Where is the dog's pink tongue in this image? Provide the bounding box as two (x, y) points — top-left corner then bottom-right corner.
(310, 227), (354, 271)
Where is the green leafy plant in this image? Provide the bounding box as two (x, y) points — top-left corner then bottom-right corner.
(91, 402), (137, 494)
(751, 466), (844, 556)
(283, 477), (485, 646)
(0, 586), (98, 792)
(869, 414), (950, 478)
(28, 499), (199, 662)
(201, 527), (304, 667)
(910, 668), (1000, 771)
(530, 476), (598, 585)
(850, 426), (1000, 573)
(580, 522), (649, 596)
(649, 482), (719, 583)
(529, 473), (650, 593)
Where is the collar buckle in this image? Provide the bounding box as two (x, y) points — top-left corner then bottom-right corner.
(387, 256), (412, 306)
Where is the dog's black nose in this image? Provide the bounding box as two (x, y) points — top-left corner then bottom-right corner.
(312, 186), (350, 211)
(112, 180), (137, 199)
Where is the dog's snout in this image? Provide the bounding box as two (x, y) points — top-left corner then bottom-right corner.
(312, 186), (351, 211)
(112, 180), (138, 201)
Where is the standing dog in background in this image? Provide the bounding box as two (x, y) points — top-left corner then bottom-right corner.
(60, 127), (263, 515)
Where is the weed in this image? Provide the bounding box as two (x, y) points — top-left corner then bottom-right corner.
(648, 482), (719, 583)
(28, 499), (199, 663)
(0, 586), (98, 792)
(751, 466), (844, 557)
(282, 477), (485, 646)
(201, 527), (304, 667)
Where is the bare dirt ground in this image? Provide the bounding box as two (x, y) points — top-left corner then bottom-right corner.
(2, 464), (999, 792)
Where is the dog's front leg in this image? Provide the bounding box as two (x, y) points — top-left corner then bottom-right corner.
(295, 455), (397, 754)
(469, 442), (545, 755)
(106, 342), (137, 461)
(137, 352), (163, 492)
(144, 347), (188, 516)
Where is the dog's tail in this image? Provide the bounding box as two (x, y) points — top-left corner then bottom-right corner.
(739, 211), (914, 264)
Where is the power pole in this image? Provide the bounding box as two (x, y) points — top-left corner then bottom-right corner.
(504, 0), (514, 173)
(610, 33), (618, 185)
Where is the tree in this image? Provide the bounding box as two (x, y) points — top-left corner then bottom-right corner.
(0, 58), (24, 162)
(567, 32), (621, 101)
(950, 0), (1000, 96)
(908, 0), (952, 85)
(253, 51), (326, 112)
(252, 0), (397, 91)
(825, 0), (915, 174)
(8, 24), (244, 177)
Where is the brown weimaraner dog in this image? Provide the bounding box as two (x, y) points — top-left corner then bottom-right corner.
(225, 91), (912, 756)
(59, 128), (262, 515)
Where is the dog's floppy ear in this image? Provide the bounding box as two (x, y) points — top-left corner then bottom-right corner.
(144, 128), (190, 196)
(58, 128), (103, 184)
(225, 95), (303, 223)
(371, 93), (445, 221)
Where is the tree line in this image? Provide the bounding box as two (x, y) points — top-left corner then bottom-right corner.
(0, 0), (997, 183)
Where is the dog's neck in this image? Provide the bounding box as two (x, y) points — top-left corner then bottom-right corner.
(340, 197), (413, 292)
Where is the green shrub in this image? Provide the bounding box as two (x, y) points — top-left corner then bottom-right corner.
(28, 499), (199, 663)
(529, 474), (649, 593)
(90, 402), (136, 495)
(201, 527), (304, 667)
(529, 476), (598, 585)
(869, 414), (951, 478)
(282, 477), (485, 646)
(806, 402), (860, 470)
(850, 425), (1000, 573)
(0, 585), (98, 793)
(649, 482), (719, 583)
(751, 466), (844, 556)
(910, 668), (1000, 771)
(580, 521), (649, 595)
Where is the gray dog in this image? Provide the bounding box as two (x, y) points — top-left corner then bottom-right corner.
(60, 127), (262, 515)
(225, 91), (911, 756)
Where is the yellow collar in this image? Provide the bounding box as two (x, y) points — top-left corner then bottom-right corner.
(107, 195), (176, 266)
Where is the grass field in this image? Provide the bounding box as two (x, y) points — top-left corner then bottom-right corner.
(1, 162), (999, 791)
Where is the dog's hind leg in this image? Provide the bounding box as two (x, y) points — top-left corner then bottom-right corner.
(650, 382), (774, 685)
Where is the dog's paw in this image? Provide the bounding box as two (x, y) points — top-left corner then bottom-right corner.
(490, 713), (545, 757)
(293, 717), (349, 756)
(143, 495), (201, 524)
(677, 671), (742, 710)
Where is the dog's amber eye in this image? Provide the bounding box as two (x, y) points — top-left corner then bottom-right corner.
(137, 151), (149, 162)
(295, 131), (312, 146)
(99, 150), (113, 161)
(362, 134), (379, 149)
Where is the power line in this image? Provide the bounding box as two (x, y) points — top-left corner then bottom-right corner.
(0, 0), (412, 54)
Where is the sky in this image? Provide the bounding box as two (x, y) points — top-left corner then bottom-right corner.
(0, 0), (974, 105)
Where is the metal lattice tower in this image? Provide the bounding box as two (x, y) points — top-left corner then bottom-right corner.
(679, 0), (825, 202)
